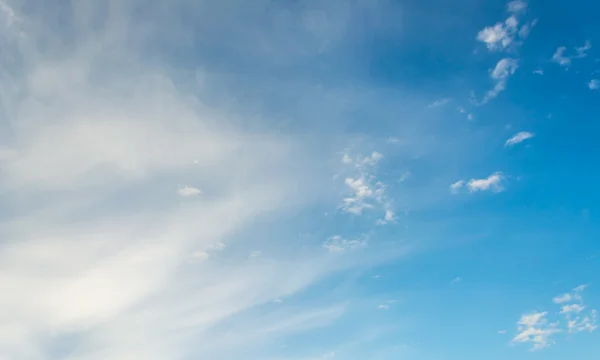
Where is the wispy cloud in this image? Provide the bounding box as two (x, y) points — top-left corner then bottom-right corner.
(322, 235), (367, 253)
(450, 180), (465, 194)
(589, 79), (599, 90)
(427, 98), (452, 108)
(481, 58), (519, 104)
(552, 40), (592, 67)
(505, 131), (534, 147)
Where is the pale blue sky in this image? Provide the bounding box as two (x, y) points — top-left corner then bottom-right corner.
(0, 0), (598, 359)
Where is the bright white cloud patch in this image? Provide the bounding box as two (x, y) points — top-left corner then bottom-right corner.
(477, 1), (532, 52)
(505, 131), (534, 146)
(512, 312), (560, 351)
(513, 285), (598, 351)
(467, 172), (505, 193)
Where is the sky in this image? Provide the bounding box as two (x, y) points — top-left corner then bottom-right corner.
(0, 0), (599, 359)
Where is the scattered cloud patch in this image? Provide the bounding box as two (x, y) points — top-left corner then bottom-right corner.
(177, 185), (202, 197)
(427, 98), (452, 108)
(450, 180), (465, 194)
(377, 304), (390, 310)
(399, 171), (412, 182)
(338, 151), (394, 223)
(498, 329), (507, 334)
(553, 41), (592, 67)
(322, 235), (367, 253)
(505, 131), (534, 147)
(477, 1), (532, 52)
(533, 69), (544, 75)
(513, 285), (598, 351)
(589, 79), (599, 90)
(467, 172), (505, 193)
(512, 311), (560, 351)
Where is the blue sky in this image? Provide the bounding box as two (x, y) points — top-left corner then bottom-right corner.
(0, 0), (599, 359)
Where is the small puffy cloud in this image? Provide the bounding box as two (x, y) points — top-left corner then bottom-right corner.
(376, 209), (396, 225)
(533, 69), (543, 75)
(589, 79), (599, 90)
(498, 329), (507, 334)
(553, 293), (572, 304)
(512, 312), (560, 351)
(505, 131), (534, 147)
(177, 185), (201, 197)
(377, 304), (390, 310)
(508, 0), (527, 13)
(427, 98), (452, 108)
(567, 310), (598, 333)
(322, 235), (367, 253)
(467, 113), (474, 121)
(450, 180), (465, 194)
(560, 304), (585, 314)
(467, 172), (504, 193)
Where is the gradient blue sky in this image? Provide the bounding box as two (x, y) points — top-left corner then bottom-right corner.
(0, 0), (598, 359)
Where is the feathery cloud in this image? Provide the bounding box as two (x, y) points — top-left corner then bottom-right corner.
(505, 131), (534, 146)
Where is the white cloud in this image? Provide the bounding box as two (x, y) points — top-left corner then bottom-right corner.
(505, 131), (534, 147)
(508, 0), (528, 13)
(552, 47), (571, 66)
(553, 293), (573, 304)
(450, 180), (465, 194)
(467, 113), (474, 121)
(491, 58), (519, 80)
(377, 304), (390, 310)
(560, 304), (585, 314)
(498, 329), (507, 334)
(177, 186), (202, 197)
(589, 79), (599, 90)
(512, 312), (560, 351)
(467, 172), (505, 193)
(553, 41), (592, 67)
(533, 69), (543, 75)
(427, 98), (452, 108)
(477, 1), (532, 52)
(567, 310), (598, 333)
(322, 235), (367, 253)
(481, 58), (519, 104)
(576, 40), (592, 58)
